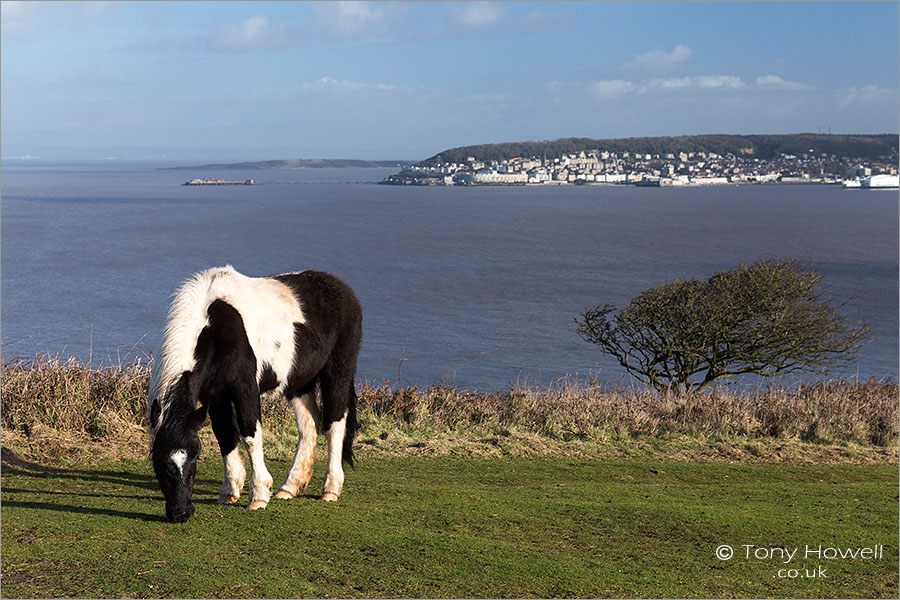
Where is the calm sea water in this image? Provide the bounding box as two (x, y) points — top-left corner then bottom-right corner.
(2, 161), (897, 390)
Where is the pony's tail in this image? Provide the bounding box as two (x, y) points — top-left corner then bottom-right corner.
(343, 382), (358, 468)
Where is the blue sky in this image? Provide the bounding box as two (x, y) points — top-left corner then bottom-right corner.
(2, 1), (898, 161)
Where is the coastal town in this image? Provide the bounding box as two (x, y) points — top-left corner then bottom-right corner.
(382, 147), (899, 188)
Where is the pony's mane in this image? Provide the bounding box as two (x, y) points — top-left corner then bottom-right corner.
(146, 265), (307, 442)
(147, 265), (238, 437)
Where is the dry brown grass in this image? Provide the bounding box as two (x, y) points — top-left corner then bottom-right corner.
(356, 377), (898, 445)
(2, 358), (897, 464)
(1, 356), (150, 462)
(1, 356), (148, 437)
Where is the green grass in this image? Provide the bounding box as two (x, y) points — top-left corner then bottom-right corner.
(2, 455), (897, 598)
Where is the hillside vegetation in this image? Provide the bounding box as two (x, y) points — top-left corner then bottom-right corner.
(1, 358), (896, 464)
(419, 134), (899, 166)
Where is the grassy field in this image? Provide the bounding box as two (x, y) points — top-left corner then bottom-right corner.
(1, 451), (897, 598)
(2, 359), (897, 597)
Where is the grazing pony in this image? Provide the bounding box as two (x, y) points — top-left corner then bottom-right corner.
(146, 266), (362, 523)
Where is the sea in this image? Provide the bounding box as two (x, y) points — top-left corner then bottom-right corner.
(2, 161), (897, 391)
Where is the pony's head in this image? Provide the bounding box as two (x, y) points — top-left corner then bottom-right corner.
(148, 372), (206, 523)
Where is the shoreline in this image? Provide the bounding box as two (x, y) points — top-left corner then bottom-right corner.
(379, 178), (850, 188)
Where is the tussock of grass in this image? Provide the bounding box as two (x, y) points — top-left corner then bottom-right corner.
(1, 357), (897, 464)
(1, 356), (148, 437)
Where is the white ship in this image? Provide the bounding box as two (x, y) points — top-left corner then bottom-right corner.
(843, 174), (899, 189)
(183, 178), (255, 186)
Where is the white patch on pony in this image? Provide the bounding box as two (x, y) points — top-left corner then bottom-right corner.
(147, 265), (306, 443)
(169, 449), (188, 477)
(322, 412), (347, 500)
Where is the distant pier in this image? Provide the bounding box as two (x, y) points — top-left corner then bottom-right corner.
(183, 178), (254, 186)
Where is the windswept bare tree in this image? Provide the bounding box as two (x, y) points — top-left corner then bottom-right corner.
(576, 260), (871, 394)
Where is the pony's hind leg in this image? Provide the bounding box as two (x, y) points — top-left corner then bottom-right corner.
(275, 389), (320, 500)
(322, 414), (347, 502)
(320, 373), (356, 502)
(209, 400), (246, 505)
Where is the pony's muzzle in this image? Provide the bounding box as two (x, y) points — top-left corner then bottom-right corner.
(166, 503), (195, 523)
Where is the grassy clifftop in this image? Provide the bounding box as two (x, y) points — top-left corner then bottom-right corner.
(3, 359), (897, 597)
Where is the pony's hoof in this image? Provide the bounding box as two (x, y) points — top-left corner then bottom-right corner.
(247, 499), (268, 510)
(274, 489), (294, 500)
(218, 494), (239, 505)
(321, 492), (339, 502)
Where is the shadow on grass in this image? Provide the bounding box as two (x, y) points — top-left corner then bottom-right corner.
(3, 447), (326, 523)
(0, 446), (227, 522)
(2, 446), (217, 491)
(3, 445), (157, 487)
(1, 487), (153, 501)
(2, 499), (168, 522)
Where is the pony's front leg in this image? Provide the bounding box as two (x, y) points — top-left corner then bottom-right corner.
(218, 447), (246, 504)
(275, 391), (319, 500)
(210, 402), (246, 505)
(243, 420), (274, 510)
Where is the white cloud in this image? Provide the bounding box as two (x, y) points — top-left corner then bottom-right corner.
(244, 76), (431, 101)
(589, 79), (636, 99)
(315, 1), (389, 40)
(207, 16), (298, 51)
(452, 2), (506, 28)
(303, 76), (398, 93)
(755, 74), (812, 91)
(647, 75), (746, 91)
(622, 45), (692, 76)
(837, 85), (896, 110)
(552, 74), (745, 101)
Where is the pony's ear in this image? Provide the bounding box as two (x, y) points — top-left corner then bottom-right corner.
(188, 405), (208, 430)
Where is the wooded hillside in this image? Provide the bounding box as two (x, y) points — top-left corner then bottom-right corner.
(419, 134), (898, 165)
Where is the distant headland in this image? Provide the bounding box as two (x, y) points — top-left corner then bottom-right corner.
(162, 134), (899, 188)
(380, 133), (899, 187)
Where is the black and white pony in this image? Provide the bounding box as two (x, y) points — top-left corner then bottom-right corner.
(147, 266), (362, 523)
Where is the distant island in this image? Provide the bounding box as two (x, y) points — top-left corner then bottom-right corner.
(166, 158), (412, 170)
(381, 133), (899, 187)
